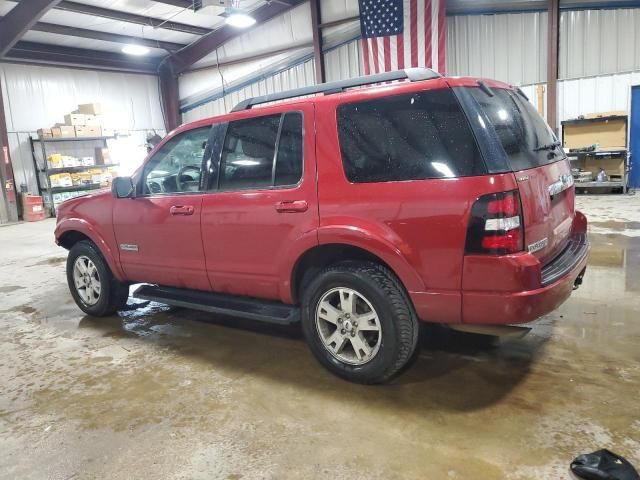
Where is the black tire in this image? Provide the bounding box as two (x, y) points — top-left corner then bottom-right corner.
(66, 240), (129, 316)
(301, 261), (419, 384)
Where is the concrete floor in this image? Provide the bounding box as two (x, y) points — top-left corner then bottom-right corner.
(1, 195), (639, 480)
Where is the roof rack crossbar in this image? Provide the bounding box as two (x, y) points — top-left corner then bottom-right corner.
(230, 68), (441, 112)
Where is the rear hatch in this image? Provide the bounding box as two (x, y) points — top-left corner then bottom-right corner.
(468, 86), (575, 264)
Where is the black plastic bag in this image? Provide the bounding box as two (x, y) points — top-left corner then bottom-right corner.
(571, 449), (640, 480)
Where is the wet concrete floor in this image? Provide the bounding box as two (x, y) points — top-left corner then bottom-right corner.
(1, 195), (639, 479)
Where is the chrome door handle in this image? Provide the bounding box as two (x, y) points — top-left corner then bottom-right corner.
(170, 205), (195, 216)
(275, 200), (308, 213)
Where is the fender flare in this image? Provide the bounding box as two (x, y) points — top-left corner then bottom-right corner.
(283, 220), (426, 302)
(55, 218), (126, 282)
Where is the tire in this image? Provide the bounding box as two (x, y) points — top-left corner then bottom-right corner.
(301, 261), (419, 384)
(66, 240), (129, 316)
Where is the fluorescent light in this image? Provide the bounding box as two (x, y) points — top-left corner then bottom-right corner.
(122, 45), (150, 56)
(225, 12), (256, 28)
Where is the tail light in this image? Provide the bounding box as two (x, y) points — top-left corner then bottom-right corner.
(465, 190), (524, 255)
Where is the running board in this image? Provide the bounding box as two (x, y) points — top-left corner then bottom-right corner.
(132, 285), (300, 325)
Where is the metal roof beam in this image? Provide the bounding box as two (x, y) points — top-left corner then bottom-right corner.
(52, 1), (211, 36)
(170, 0), (305, 72)
(0, 0), (62, 56)
(4, 41), (162, 74)
(27, 20), (186, 52)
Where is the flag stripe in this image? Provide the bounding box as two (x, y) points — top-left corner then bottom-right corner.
(396, 34), (404, 69)
(438, 0), (446, 73)
(409, 0), (418, 68)
(425, 0), (432, 68)
(383, 36), (392, 72)
(362, 37), (371, 75)
(371, 38), (380, 74)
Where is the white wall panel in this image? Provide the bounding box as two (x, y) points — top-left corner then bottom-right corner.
(0, 62), (165, 195)
(324, 39), (363, 82)
(182, 60), (316, 123)
(446, 11), (547, 85)
(559, 8), (640, 79)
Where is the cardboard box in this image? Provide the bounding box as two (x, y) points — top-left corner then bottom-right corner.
(76, 103), (103, 115)
(563, 117), (627, 150)
(47, 153), (63, 168)
(64, 113), (86, 126)
(75, 125), (102, 137)
(61, 156), (79, 168)
(80, 157), (94, 166)
(84, 115), (102, 126)
(50, 173), (73, 188)
(37, 128), (53, 139)
(95, 147), (112, 165)
(51, 125), (76, 138)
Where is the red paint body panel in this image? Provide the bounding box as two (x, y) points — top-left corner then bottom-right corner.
(54, 73), (590, 327)
(112, 194), (211, 291)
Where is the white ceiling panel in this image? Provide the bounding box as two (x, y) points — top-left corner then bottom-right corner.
(21, 31), (168, 57)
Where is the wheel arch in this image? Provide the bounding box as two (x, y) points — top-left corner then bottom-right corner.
(55, 219), (126, 281)
(290, 243), (423, 304)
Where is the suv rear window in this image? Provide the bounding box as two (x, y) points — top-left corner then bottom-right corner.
(469, 87), (561, 172)
(337, 89), (485, 183)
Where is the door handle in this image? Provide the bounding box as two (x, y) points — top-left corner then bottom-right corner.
(275, 200), (308, 213)
(170, 205), (195, 216)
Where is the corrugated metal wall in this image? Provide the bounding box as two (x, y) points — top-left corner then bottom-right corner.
(324, 40), (363, 82)
(560, 8), (640, 79)
(182, 60), (316, 123)
(446, 12), (548, 85)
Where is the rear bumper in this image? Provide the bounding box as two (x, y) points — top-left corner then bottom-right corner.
(461, 231), (589, 324)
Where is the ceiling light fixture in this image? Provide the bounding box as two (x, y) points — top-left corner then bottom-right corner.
(225, 10), (256, 28)
(122, 45), (150, 56)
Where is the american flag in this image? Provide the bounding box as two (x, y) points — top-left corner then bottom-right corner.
(359, 0), (446, 75)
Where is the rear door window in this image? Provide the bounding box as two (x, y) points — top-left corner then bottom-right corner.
(217, 112), (304, 191)
(337, 88), (485, 183)
(469, 87), (562, 171)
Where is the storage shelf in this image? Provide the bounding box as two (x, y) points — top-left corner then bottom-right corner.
(41, 184), (105, 194)
(33, 136), (115, 143)
(561, 115), (627, 126)
(43, 164), (119, 174)
(567, 149), (626, 157)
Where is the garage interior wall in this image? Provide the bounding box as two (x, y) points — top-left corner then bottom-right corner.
(179, 5), (640, 131)
(0, 63), (165, 196)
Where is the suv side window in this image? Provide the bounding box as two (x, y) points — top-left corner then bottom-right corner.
(217, 112), (303, 191)
(337, 89), (485, 183)
(142, 127), (210, 195)
(275, 113), (303, 186)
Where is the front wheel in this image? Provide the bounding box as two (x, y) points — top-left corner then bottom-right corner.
(301, 261), (419, 384)
(67, 240), (129, 316)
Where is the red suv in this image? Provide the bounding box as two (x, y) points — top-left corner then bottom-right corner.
(55, 69), (589, 384)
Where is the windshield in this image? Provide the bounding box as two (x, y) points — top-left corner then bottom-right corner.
(469, 87), (562, 171)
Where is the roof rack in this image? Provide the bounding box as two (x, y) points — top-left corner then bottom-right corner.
(230, 68), (441, 112)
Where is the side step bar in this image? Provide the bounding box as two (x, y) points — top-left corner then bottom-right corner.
(133, 285), (300, 325)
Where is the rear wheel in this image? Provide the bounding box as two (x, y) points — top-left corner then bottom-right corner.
(67, 240), (129, 316)
(301, 261), (419, 384)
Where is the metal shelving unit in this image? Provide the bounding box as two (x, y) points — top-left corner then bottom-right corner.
(30, 135), (115, 215)
(562, 115), (629, 194)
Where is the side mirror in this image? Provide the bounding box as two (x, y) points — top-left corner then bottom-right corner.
(112, 177), (135, 199)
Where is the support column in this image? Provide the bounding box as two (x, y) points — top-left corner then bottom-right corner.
(159, 60), (181, 132)
(547, 0), (560, 133)
(310, 0), (326, 84)
(0, 76), (18, 223)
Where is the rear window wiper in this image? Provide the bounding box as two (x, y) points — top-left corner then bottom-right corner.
(533, 141), (561, 152)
